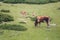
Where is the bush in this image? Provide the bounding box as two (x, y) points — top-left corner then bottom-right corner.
(3, 0), (60, 4)
(49, 0), (59, 3)
(1, 9), (10, 13)
(0, 13), (4, 23)
(0, 0), (4, 2)
(0, 24), (27, 31)
(0, 13), (14, 23)
(58, 8), (60, 10)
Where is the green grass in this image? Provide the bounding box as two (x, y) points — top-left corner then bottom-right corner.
(0, 2), (60, 40)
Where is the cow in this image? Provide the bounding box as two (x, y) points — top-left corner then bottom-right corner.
(34, 16), (51, 28)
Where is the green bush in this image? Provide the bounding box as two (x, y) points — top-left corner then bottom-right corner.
(0, 0), (4, 2)
(1, 9), (10, 13)
(0, 13), (14, 23)
(0, 13), (4, 23)
(39, 0), (49, 4)
(49, 0), (59, 3)
(3, 0), (15, 3)
(0, 24), (27, 31)
(3, 0), (25, 3)
(58, 8), (60, 10)
(3, 0), (60, 4)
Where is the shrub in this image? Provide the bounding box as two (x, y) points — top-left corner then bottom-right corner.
(2, 14), (14, 22)
(0, 13), (14, 23)
(1, 9), (10, 13)
(0, 0), (4, 2)
(58, 8), (60, 10)
(49, 0), (59, 3)
(3, 0), (60, 4)
(0, 13), (4, 23)
(0, 24), (27, 31)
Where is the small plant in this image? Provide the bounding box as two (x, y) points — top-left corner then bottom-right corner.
(1, 9), (10, 13)
(0, 13), (14, 23)
(58, 8), (60, 10)
(0, 24), (27, 31)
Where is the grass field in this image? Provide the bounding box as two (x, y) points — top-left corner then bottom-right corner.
(0, 2), (60, 40)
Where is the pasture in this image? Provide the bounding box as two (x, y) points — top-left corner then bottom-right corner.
(0, 2), (60, 40)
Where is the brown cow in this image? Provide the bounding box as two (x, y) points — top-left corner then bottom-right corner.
(34, 16), (51, 27)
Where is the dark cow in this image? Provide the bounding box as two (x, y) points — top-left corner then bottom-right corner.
(34, 16), (51, 27)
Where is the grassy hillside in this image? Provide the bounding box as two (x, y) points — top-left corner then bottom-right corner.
(0, 2), (60, 40)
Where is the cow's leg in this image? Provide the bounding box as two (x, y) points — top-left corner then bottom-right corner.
(34, 19), (38, 27)
(35, 22), (38, 27)
(38, 22), (41, 27)
(45, 19), (50, 28)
